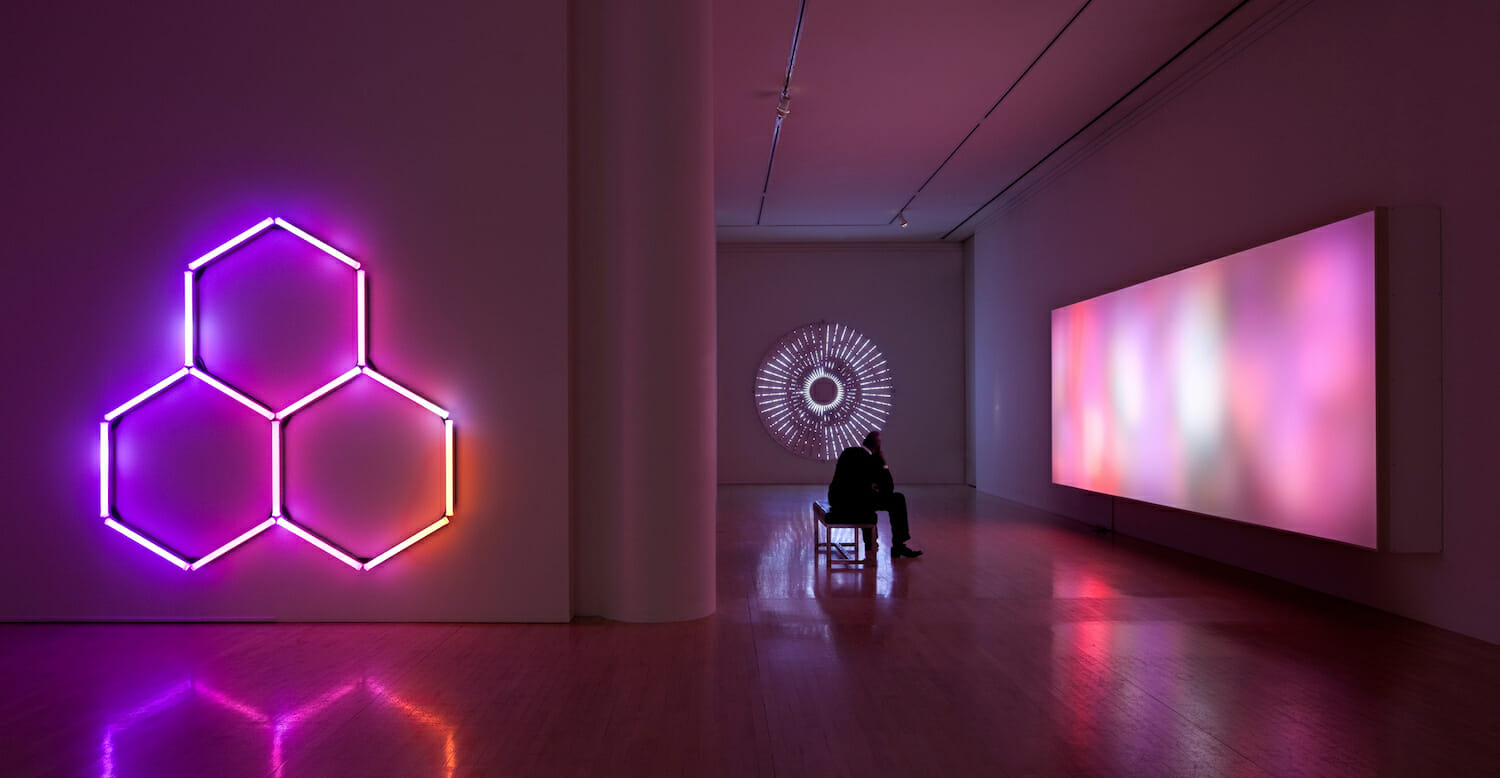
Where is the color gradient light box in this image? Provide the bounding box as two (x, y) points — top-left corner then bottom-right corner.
(1051, 212), (1378, 547)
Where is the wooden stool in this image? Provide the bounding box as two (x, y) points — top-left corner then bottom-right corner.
(812, 499), (875, 565)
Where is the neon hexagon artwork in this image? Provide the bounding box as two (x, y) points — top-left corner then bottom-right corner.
(98, 217), (454, 571)
(753, 321), (893, 460)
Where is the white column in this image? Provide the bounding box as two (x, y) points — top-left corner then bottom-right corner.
(570, 0), (716, 621)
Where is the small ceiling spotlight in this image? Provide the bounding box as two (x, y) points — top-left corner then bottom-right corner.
(898, 212), (909, 229)
(776, 94), (791, 119)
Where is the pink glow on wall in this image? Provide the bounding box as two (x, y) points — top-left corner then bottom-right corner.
(98, 218), (456, 571)
(1051, 212), (1377, 547)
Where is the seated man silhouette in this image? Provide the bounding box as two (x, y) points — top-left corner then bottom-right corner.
(828, 430), (923, 560)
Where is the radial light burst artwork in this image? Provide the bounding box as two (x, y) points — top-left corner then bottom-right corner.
(754, 321), (893, 460)
(98, 217), (455, 571)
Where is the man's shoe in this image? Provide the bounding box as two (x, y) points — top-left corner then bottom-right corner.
(891, 544), (923, 559)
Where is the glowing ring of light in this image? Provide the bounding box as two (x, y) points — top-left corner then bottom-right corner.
(98, 217), (455, 572)
(753, 321), (893, 460)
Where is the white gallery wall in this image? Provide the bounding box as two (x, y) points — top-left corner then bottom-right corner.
(0, 1), (571, 620)
(970, 0), (1500, 643)
(719, 243), (966, 485)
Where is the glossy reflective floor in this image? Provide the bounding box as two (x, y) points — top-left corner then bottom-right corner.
(5, 486), (1500, 776)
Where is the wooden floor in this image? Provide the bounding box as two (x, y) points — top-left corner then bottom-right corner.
(4, 485), (1499, 776)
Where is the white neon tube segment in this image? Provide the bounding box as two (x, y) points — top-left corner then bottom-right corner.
(357, 269), (367, 367)
(364, 517), (450, 570)
(276, 367), (360, 419)
(104, 519), (190, 570)
(270, 420), (281, 517)
(187, 217), (275, 270)
(191, 518), (275, 570)
(362, 368), (449, 418)
(189, 369), (274, 419)
(445, 420), (454, 517)
(183, 272), (195, 367)
(104, 368), (190, 421)
(276, 518), (363, 569)
(273, 218), (361, 269)
(99, 422), (110, 517)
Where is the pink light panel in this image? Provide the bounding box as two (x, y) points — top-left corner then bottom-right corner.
(99, 218), (456, 571)
(1051, 212), (1378, 547)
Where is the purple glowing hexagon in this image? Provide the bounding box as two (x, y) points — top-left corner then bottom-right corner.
(105, 372), (275, 570)
(191, 218), (360, 410)
(274, 368), (453, 572)
(753, 321), (893, 460)
(98, 218), (454, 571)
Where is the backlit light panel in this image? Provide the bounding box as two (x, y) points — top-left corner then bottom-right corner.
(1051, 212), (1377, 547)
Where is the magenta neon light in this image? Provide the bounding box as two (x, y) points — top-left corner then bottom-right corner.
(270, 420), (282, 517)
(104, 519), (190, 570)
(99, 423), (110, 518)
(104, 368), (190, 421)
(275, 366), (360, 419)
(187, 217), (275, 270)
(273, 218), (361, 269)
(276, 517), (363, 570)
(365, 517), (450, 570)
(100, 218), (455, 572)
(183, 272), (195, 367)
(192, 517), (276, 570)
(189, 369), (274, 419)
(357, 269), (367, 367)
(362, 367), (449, 418)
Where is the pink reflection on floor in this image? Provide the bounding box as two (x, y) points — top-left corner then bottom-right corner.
(101, 677), (454, 778)
(3, 487), (1499, 775)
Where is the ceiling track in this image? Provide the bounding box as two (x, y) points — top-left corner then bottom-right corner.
(890, 0), (1096, 228)
(941, 0), (1255, 240)
(756, 0), (809, 226)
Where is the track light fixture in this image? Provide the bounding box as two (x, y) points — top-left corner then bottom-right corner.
(898, 212), (909, 229)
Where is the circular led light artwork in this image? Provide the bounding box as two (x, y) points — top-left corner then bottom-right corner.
(754, 321), (893, 460)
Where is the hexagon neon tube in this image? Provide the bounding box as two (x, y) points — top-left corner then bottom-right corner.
(273, 218), (361, 269)
(189, 369), (274, 420)
(275, 517), (363, 570)
(191, 518), (277, 571)
(104, 368), (190, 421)
(183, 271), (195, 367)
(99, 422), (110, 518)
(275, 367), (360, 419)
(364, 517), (449, 571)
(187, 217), (275, 270)
(270, 420), (282, 517)
(362, 367), (449, 418)
(104, 519), (190, 570)
(445, 420), (454, 517)
(357, 269), (367, 367)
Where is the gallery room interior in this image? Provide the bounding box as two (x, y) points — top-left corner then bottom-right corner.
(3, 0), (1498, 774)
